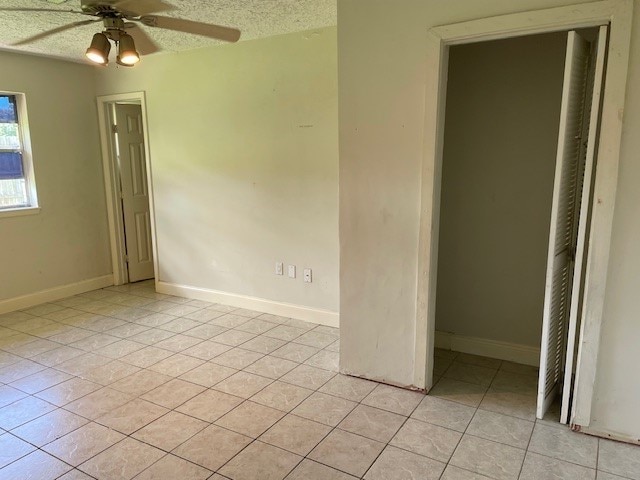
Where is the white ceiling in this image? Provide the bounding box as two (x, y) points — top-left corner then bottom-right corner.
(0, 0), (336, 63)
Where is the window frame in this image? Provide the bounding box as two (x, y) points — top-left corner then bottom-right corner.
(0, 91), (39, 216)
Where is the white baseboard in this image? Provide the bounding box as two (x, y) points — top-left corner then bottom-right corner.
(0, 274), (114, 315)
(157, 281), (339, 328)
(435, 330), (540, 366)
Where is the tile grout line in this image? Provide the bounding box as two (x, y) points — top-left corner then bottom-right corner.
(203, 350), (342, 477)
(440, 350), (471, 479)
(429, 368), (545, 425)
(359, 382), (431, 479)
(516, 403), (536, 479)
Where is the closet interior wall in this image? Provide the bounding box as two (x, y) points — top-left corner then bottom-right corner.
(435, 32), (569, 356)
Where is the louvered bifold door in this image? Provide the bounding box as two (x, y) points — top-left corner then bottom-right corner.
(560, 25), (608, 425)
(537, 31), (591, 420)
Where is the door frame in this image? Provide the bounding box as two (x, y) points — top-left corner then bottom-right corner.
(97, 92), (159, 286)
(415, 0), (633, 429)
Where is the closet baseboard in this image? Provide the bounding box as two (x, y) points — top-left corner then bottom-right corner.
(435, 331), (540, 366)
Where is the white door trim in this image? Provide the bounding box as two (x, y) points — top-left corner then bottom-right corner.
(97, 92), (159, 287)
(415, 0), (633, 430)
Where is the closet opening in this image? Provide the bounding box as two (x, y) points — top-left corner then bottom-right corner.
(430, 26), (607, 425)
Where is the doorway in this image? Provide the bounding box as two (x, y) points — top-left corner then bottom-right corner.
(428, 17), (608, 432)
(97, 92), (157, 286)
(427, 24), (608, 425)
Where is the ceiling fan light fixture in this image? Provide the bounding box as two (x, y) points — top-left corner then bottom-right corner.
(86, 32), (110, 65)
(117, 33), (140, 66)
(6, 2), (242, 66)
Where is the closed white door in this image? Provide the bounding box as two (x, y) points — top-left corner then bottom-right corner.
(560, 25), (608, 425)
(537, 30), (592, 419)
(115, 103), (154, 283)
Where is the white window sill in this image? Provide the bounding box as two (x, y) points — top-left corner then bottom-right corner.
(0, 206), (41, 218)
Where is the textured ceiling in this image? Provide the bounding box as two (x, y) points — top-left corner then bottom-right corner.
(0, 0), (336, 63)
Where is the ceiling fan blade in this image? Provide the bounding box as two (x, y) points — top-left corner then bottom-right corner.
(126, 24), (160, 56)
(114, 0), (175, 16)
(12, 19), (98, 46)
(140, 15), (241, 43)
(0, 7), (83, 13)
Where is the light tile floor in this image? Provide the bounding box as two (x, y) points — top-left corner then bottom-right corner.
(0, 281), (638, 479)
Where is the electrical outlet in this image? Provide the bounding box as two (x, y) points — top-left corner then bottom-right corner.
(288, 265), (296, 278)
(275, 262), (283, 275)
(304, 268), (312, 283)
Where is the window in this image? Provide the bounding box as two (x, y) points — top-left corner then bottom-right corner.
(0, 93), (37, 211)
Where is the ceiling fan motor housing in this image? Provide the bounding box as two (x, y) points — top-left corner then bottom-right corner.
(80, 0), (121, 15)
(103, 18), (127, 41)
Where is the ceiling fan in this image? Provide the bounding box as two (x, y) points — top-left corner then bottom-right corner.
(0, 0), (241, 66)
